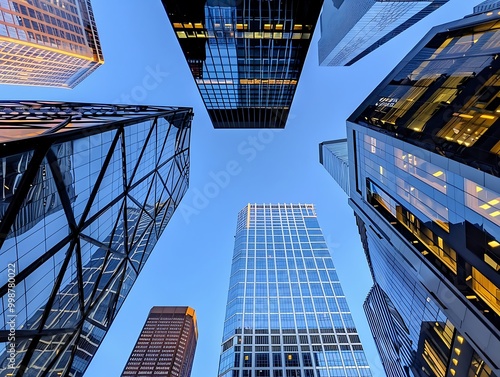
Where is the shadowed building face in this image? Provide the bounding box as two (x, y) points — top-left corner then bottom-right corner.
(161, 0), (323, 129)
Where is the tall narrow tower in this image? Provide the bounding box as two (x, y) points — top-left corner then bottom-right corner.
(218, 203), (371, 377)
(122, 306), (198, 377)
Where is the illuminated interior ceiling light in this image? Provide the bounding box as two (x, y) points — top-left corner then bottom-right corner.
(412, 240), (419, 244)
(293, 24), (302, 30)
(466, 295), (477, 300)
(454, 348), (461, 355)
(452, 358), (458, 366)
(480, 114), (495, 119)
(422, 250), (429, 255)
(476, 186), (483, 192)
(458, 114), (474, 119)
(488, 240), (500, 248)
(450, 369), (456, 376)
(466, 275), (472, 281)
(480, 203), (491, 210)
(490, 210), (500, 217)
(432, 171), (444, 177)
(457, 335), (464, 344)
(487, 199), (499, 205)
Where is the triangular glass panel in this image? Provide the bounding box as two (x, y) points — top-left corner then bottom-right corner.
(123, 118), (155, 185)
(70, 130), (121, 225)
(43, 252), (82, 330)
(82, 196), (126, 252)
(128, 220), (155, 272)
(22, 243), (75, 332)
(84, 133), (126, 224)
(113, 261), (138, 318)
(127, 118), (159, 187)
(87, 261), (126, 328)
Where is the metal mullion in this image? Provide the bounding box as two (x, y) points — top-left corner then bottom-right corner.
(84, 200), (126, 316)
(77, 127), (122, 230)
(39, 327), (82, 377)
(16, 235), (79, 377)
(126, 116), (157, 187)
(0, 235), (72, 296)
(0, 146), (48, 248)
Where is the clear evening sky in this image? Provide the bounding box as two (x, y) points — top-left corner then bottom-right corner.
(0, 1), (479, 375)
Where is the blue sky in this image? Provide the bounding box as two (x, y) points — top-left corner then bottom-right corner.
(0, 1), (480, 375)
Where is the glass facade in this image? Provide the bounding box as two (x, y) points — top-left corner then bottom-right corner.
(0, 0), (104, 88)
(320, 9), (500, 377)
(352, 12), (500, 176)
(121, 306), (198, 377)
(162, 0), (322, 128)
(319, 140), (350, 195)
(218, 203), (371, 377)
(318, 0), (447, 66)
(0, 101), (192, 376)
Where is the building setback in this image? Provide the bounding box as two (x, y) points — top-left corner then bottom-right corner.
(318, 0), (447, 66)
(218, 203), (371, 377)
(161, 0), (322, 129)
(0, 101), (193, 376)
(0, 0), (104, 88)
(122, 306), (198, 377)
(320, 6), (500, 376)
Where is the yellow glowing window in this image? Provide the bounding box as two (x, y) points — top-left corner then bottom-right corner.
(173, 23), (183, 28)
(477, 186), (483, 192)
(194, 23), (203, 29)
(458, 113), (474, 119)
(244, 355), (249, 360)
(275, 24), (283, 30)
(472, 267), (500, 315)
(176, 31), (187, 38)
(433, 171), (444, 177)
(489, 240), (500, 248)
(273, 32), (283, 39)
(480, 203), (491, 210)
(488, 199), (500, 205)
(293, 24), (302, 30)
(491, 211), (500, 217)
(287, 355), (292, 360)
(264, 24), (272, 30)
(183, 22), (193, 28)
(484, 254), (500, 271)
(292, 33), (302, 39)
(480, 114), (496, 120)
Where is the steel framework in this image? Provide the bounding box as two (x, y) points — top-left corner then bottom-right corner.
(0, 101), (193, 376)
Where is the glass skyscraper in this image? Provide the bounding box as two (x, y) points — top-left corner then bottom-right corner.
(161, 0), (322, 129)
(318, 0), (447, 66)
(218, 203), (371, 377)
(321, 5), (500, 376)
(0, 101), (192, 376)
(0, 0), (104, 88)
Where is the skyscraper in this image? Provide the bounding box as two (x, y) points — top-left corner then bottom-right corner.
(121, 306), (198, 377)
(161, 0), (323, 129)
(218, 203), (371, 377)
(320, 6), (500, 376)
(0, 101), (193, 376)
(0, 0), (104, 88)
(318, 0), (447, 66)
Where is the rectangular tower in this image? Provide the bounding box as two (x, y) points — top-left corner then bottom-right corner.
(161, 0), (323, 129)
(0, 0), (104, 87)
(318, 0), (447, 66)
(320, 6), (500, 376)
(0, 101), (193, 376)
(218, 203), (371, 377)
(121, 306), (198, 377)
